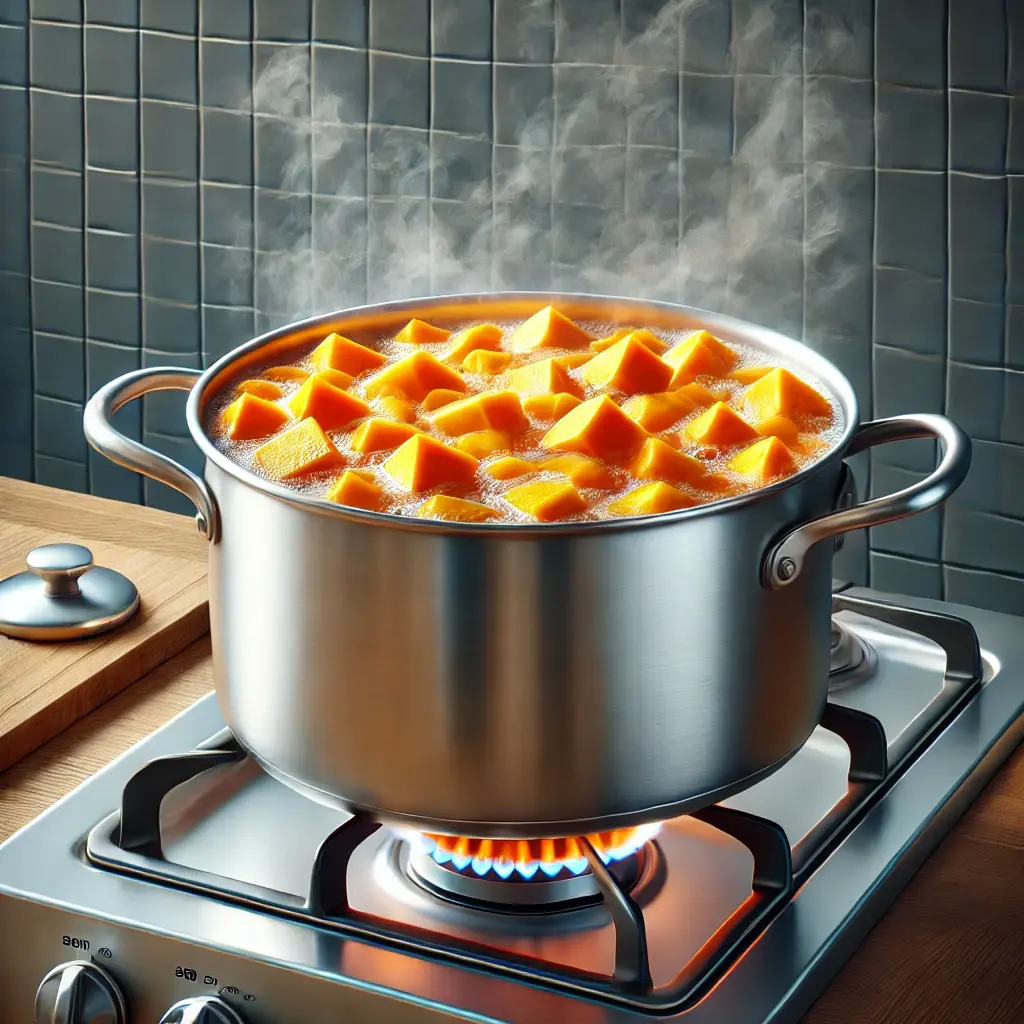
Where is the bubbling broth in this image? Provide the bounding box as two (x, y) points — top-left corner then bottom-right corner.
(204, 306), (844, 524)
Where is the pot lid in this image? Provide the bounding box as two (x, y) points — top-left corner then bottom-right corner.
(0, 543), (140, 641)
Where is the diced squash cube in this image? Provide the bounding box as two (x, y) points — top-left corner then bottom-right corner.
(326, 469), (383, 510)
(288, 374), (371, 430)
(255, 418), (344, 480)
(422, 388), (465, 411)
(756, 414), (800, 447)
(315, 368), (355, 391)
(684, 401), (759, 447)
(462, 349), (513, 375)
(555, 352), (594, 370)
(580, 336), (673, 395)
(395, 318), (452, 345)
(543, 453), (616, 489)
(505, 480), (589, 521)
(729, 365), (774, 385)
(415, 495), (500, 522)
(263, 365), (309, 381)
(349, 418), (422, 453)
(664, 330), (737, 387)
(310, 333), (387, 376)
(237, 379), (284, 400)
(608, 481), (696, 517)
(727, 436), (798, 484)
(621, 391), (696, 432)
(431, 390), (530, 436)
(506, 356), (583, 398)
(743, 368), (832, 422)
(485, 456), (538, 480)
(589, 328), (632, 353)
(364, 351), (467, 402)
(374, 395), (416, 423)
(382, 434), (480, 492)
(676, 382), (718, 406)
(594, 328), (668, 357)
(628, 437), (708, 487)
(456, 429), (511, 459)
(445, 323), (503, 363)
(221, 392), (291, 441)
(508, 306), (592, 352)
(540, 395), (648, 463)
(523, 393), (582, 421)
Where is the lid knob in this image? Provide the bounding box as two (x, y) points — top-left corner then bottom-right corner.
(26, 543), (95, 597)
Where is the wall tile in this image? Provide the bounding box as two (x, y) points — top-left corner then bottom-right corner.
(945, 361), (1003, 442)
(142, 297), (199, 353)
(948, 0), (1006, 93)
(84, 96), (136, 171)
(804, 76), (873, 167)
(141, 99), (196, 178)
(142, 236), (198, 302)
(32, 221), (82, 283)
(86, 287), (139, 345)
(311, 122), (366, 196)
(945, 566), (1024, 617)
(367, 124), (429, 196)
(31, 0), (79, 21)
(86, 228), (138, 290)
(432, 59), (490, 136)
(948, 299), (1005, 367)
(30, 20), (81, 92)
(873, 266), (945, 356)
(32, 90), (83, 169)
(201, 304), (254, 363)
(870, 463), (942, 559)
(1008, 177), (1024, 305)
(254, 0), (310, 42)
(1001, 370), (1024, 444)
(680, 0), (730, 74)
(871, 344), (944, 472)
(432, 0), (490, 61)
(201, 109), (253, 185)
(85, 0), (137, 28)
(732, 0), (801, 75)
(312, 44), (367, 123)
(36, 454), (88, 491)
(253, 115), (308, 191)
(493, 63), (553, 147)
(86, 168), (138, 232)
(875, 0), (946, 88)
(32, 166), (81, 227)
(1009, 306), (1024, 370)
(142, 432), (202, 513)
(34, 331), (83, 400)
(0, 25), (25, 89)
(494, 0), (553, 63)
(621, 0), (678, 69)
(944, 506), (1024, 577)
(85, 25), (137, 97)
(199, 39), (251, 110)
(804, 0), (872, 78)
(875, 170), (946, 278)
(949, 173), (1006, 304)
(947, 438), (1024, 521)
(734, 75), (803, 163)
(627, 67), (677, 150)
(35, 393), (87, 460)
(0, 270), (31, 327)
(949, 91), (1008, 175)
(869, 551), (942, 600)
(553, 144), (625, 208)
(200, 182), (252, 246)
(254, 189), (311, 250)
(0, 442), (33, 480)
(141, 176), (197, 240)
(140, 31), (197, 105)
(554, 0), (620, 65)
(311, 0), (364, 46)
(139, 0), (194, 35)
(430, 132), (491, 201)
(32, 278), (83, 334)
(1010, 2), (1024, 94)
(89, 448), (142, 501)
(876, 86), (946, 171)
(369, 52), (429, 128)
(370, 0), (428, 56)
(555, 65), (626, 147)
(199, 0), (249, 40)
(201, 242), (252, 305)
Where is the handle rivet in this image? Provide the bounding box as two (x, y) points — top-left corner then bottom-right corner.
(777, 557), (797, 581)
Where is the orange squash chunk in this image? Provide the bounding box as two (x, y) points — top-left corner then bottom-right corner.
(628, 437), (708, 487)
(589, 328), (632, 353)
(456, 429), (511, 459)
(382, 434), (480, 492)
(743, 368), (832, 422)
(506, 356), (583, 398)
(310, 333), (387, 376)
(580, 336), (673, 395)
(729, 365), (774, 385)
(462, 349), (512, 375)
(221, 392), (290, 441)
(349, 418), (422, 453)
(664, 330), (737, 387)
(415, 495), (499, 522)
(505, 480), (589, 521)
(485, 456), (538, 481)
(555, 352), (594, 370)
(508, 306), (592, 353)
(756, 414), (800, 447)
(728, 436), (798, 484)
(684, 401), (759, 447)
(524, 393), (582, 421)
(263, 365), (309, 382)
(255, 418), (344, 480)
(431, 390), (529, 436)
(541, 395), (648, 463)
(422, 388), (464, 411)
(316, 367), (355, 391)
(677, 382), (718, 406)
(595, 328), (668, 357)
(288, 374), (371, 430)
(326, 469), (383, 510)
(608, 481), (696, 517)
(237, 379), (284, 400)
(364, 351), (467, 402)
(374, 395), (416, 423)
(621, 391), (696, 432)
(543, 454), (616, 489)
(445, 323), (503, 363)
(395, 318), (451, 345)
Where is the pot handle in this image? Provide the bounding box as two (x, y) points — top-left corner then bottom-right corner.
(83, 367), (220, 542)
(763, 413), (971, 590)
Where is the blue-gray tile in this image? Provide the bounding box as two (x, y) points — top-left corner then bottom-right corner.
(1001, 369), (1024, 444)
(85, 97), (138, 172)
(870, 462), (942, 559)
(86, 287), (139, 345)
(86, 169), (138, 232)
(141, 176), (197, 240)
(142, 236), (198, 302)
(141, 100), (197, 178)
(804, 76), (873, 167)
(85, 26), (136, 98)
(430, 132), (491, 201)
(680, 0), (730, 74)
(1008, 177), (1024, 305)
(871, 343), (942, 472)
(253, 250), (297, 314)
(0, 270), (30, 328)
(199, 39), (251, 110)
(89, 450), (142, 502)
(834, 527), (868, 587)
(201, 242), (253, 305)
(31, 90), (83, 169)
(620, 0), (678, 69)
(254, 115), (310, 190)
(366, 196), (429, 299)
(734, 75), (803, 163)
(312, 44), (367, 123)
(732, 0), (802, 75)
(311, 122), (366, 196)
(31, 0), (80, 20)
(370, 0), (428, 55)
(432, 0), (490, 60)
(804, 0), (872, 78)
(34, 331), (83, 400)
(32, 166), (81, 227)
(949, 172), (1006, 304)
(875, 0), (946, 88)
(627, 67), (677, 149)
(553, 144), (625, 208)
(254, 43), (311, 117)
(552, 201), (626, 273)
(1010, 101), (1024, 174)
(554, 0), (619, 64)
(869, 551), (942, 599)
(369, 52), (429, 128)
(947, 438), (1024, 520)
(36, 454), (88, 492)
(949, 90), (1008, 175)
(808, 329), (872, 416)
(493, 63), (553, 147)
(312, 0), (365, 46)
(86, 229), (138, 290)
(0, 0), (26, 26)
(0, 24), (26, 85)
(1011, 2), (1024, 94)
(0, 87), (27, 159)
(32, 278), (83, 334)
(0, 206), (28, 274)
(494, 0), (553, 63)
(201, 182), (252, 246)
(944, 506), (1024, 577)
(30, 21), (81, 92)
(948, 299), (1005, 367)
(624, 145), (678, 239)
(142, 297), (200, 352)
(143, 434), (203, 513)
(431, 199), (491, 291)
(201, 109), (253, 185)
(875, 170), (945, 278)
(679, 74), (732, 158)
(86, 338), (139, 396)
(32, 222), (82, 284)
(806, 261), (872, 349)
(944, 566), (1024, 616)
(949, 0), (1006, 93)
(1009, 305), (1024, 370)
(367, 124), (429, 196)
(310, 193), (366, 250)
(202, 304), (254, 363)
(84, 0), (137, 27)
(35, 393), (87, 460)
(555, 65), (626, 147)
(432, 60), (490, 136)
(139, 0), (195, 35)
(0, 441), (32, 480)
(254, 189), (311, 250)
(875, 86), (946, 171)
(254, 0), (310, 41)
(0, 378), (30, 441)
(0, 325), (30, 383)
(140, 31), (196, 104)
(199, 0), (249, 39)
(872, 266), (945, 355)
(945, 361), (1003, 442)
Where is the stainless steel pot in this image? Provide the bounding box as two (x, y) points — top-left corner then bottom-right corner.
(83, 294), (971, 838)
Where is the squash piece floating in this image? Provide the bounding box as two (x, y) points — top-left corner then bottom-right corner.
(664, 330), (737, 387)
(445, 323), (503, 363)
(755, 414), (800, 447)
(507, 356), (583, 399)
(505, 480), (589, 521)
(485, 456), (538, 481)
(508, 306), (592, 353)
(593, 328), (667, 356)
(628, 438), (708, 487)
(310, 333), (387, 376)
(580, 336), (673, 395)
(743, 368), (832, 422)
(523, 393), (581, 421)
(621, 391), (695, 432)
(589, 328), (632, 353)
(729, 365), (774, 385)
(263, 365), (309, 382)
(540, 395), (648, 463)
(728, 436), (798, 484)
(456, 429), (511, 459)
(255, 418), (344, 480)
(326, 469), (383, 510)
(349, 418), (422, 453)
(364, 351), (467, 402)
(374, 395), (416, 423)
(542, 453), (616, 489)
(237, 379), (284, 401)
(555, 352), (594, 370)
(676, 382), (717, 406)
(684, 401), (759, 447)
(416, 495), (500, 522)
(431, 390), (530, 436)
(608, 481), (696, 517)
(462, 349), (513, 375)
(221, 392), (291, 441)
(382, 434), (480, 492)
(395, 318), (452, 345)
(288, 374), (371, 430)
(315, 367), (355, 391)
(422, 387), (465, 411)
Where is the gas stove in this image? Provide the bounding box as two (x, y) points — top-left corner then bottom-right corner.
(2, 586), (1022, 1024)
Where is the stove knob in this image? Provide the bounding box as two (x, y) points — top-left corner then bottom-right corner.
(159, 995), (247, 1024)
(34, 960), (126, 1024)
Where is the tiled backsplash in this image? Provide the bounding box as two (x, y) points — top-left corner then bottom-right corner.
(1, 0), (1023, 613)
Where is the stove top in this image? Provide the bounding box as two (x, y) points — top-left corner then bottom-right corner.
(2, 587), (1022, 1024)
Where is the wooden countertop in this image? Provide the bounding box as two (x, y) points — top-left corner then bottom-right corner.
(1, 484), (1023, 1022)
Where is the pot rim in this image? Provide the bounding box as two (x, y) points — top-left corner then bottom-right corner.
(186, 291), (860, 535)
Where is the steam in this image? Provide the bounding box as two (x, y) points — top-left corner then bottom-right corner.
(243, 0), (864, 340)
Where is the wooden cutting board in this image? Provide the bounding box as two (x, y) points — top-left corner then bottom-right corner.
(0, 477), (210, 773)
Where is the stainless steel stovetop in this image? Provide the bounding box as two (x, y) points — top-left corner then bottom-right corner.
(2, 586), (1023, 1024)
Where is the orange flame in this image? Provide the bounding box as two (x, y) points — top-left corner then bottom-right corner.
(423, 827), (654, 868)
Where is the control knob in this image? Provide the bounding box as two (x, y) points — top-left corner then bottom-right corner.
(34, 960), (126, 1023)
(159, 995), (247, 1024)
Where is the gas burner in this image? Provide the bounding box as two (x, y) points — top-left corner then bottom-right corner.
(829, 617), (876, 687)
